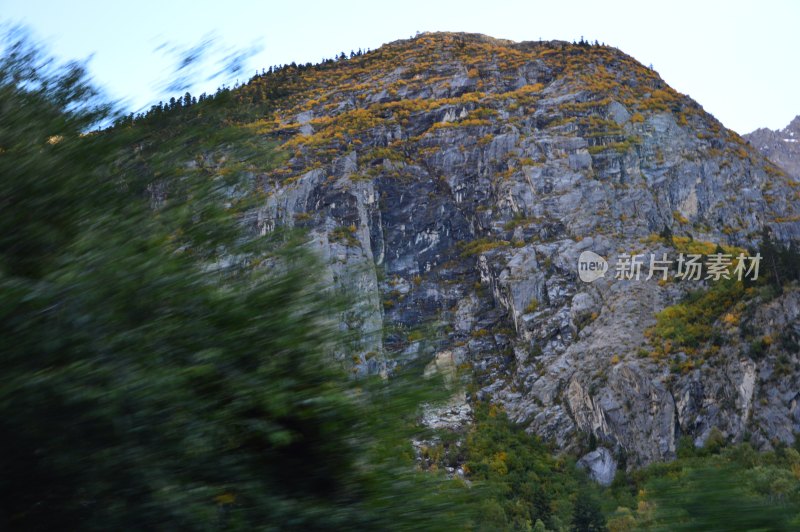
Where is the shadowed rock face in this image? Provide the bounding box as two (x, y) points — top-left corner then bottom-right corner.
(245, 32), (800, 467)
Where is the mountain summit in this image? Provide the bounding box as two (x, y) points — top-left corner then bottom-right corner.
(233, 32), (800, 470)
(745, 115), (800, 180)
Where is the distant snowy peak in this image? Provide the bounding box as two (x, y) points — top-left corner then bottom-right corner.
(745, 115), (800, 178)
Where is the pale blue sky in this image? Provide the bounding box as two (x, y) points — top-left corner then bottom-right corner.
(2, 0), (797, 134)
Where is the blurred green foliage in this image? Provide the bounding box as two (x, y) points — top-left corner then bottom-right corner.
(462, 405), (800, 531)
(0, 29), (471, 530)
(634, 443), (800, 531)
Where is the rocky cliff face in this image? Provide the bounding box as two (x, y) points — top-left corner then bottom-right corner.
(745, 116), (800, 180)
(239, 33), (800, 470)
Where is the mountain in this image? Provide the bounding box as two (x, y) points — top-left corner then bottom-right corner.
(228, 32), (800, 473)
(158, 33), (800, 474)
(745, 115), (800, 179)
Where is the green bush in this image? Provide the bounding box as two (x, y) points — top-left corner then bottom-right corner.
(647, 278), (743, 355)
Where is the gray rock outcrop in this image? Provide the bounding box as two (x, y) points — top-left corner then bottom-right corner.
(577, 447), (617, 486)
